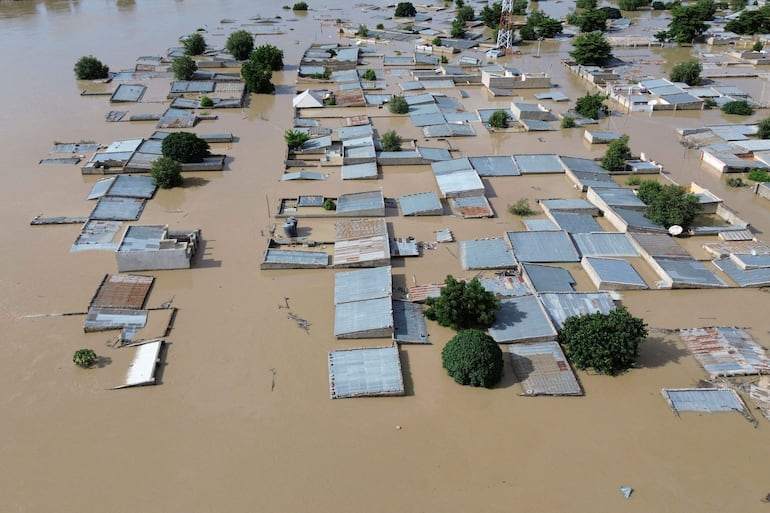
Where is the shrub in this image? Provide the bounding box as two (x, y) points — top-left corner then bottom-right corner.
(362, 69), (377, 81)
(450, 18), (466, 38)
(172, 55), (198, 80)
(569, 32), (613, 65)
(598, 6), (622, 18)
(558, 306), (648, 376)
(150, 156), (183, 189)
(652, 1), (666, 8)
(725, 176), (745, 187)
(284, 129), (310, 150)
(481, 2), (503, 27)
(601, 134), (632, 171)
(457, 5), (475, 22)
(576, 0), (597, 8)
(226, 30), (254, 60)
(747, 169), (770, 182)
(73, 55), (109, 80)
(73, 349), (97, 368)
(425, 276), (501, 330)
(293, 2), (308, 10)
(721, 100), (753, 115)
(488, 110), (510, 128)
(432, 36), (442, 46)
(627, 174), (642, 186)
(241, 60), (274, 93)
(512, 0), (528, 15)
(752, 40), (763, 51)
(357, 24), (369, 37)
(637, 180), (702, 228)
(376, 23), (385, 29)
(669, 59), (702, 85)
(322, 198), (336, 210)
(251, 44), (284, 71)
(703, 98), (717, 108)
(523, 10), (563, 38)
(442, 330), (504, 387)
(757, 117), (770, 139)
(389, 95), (409, 114)
(440, 55), (449, 63)
(183, 32), (206, 55)
(574, 92), (609, 119)
(200, 96), (214, 107)
(395, 1), (417, 16)
(161, 132), (210, 163)
(561, 116), (576, 128)
(381, 130), (402, 152)
(508, 198), (535, 216)
(576, 8), (609, 32)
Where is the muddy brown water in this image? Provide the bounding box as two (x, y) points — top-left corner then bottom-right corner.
(2, 1), (770, 512)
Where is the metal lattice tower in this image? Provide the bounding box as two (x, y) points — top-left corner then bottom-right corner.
(496, 0), (514, 50)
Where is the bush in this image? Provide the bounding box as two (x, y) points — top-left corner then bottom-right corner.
(251, 44), (284, 71)
(200, 96), (214, 107)
(725, 176), (745, 187)
(637, 180), (702, 228)
(747, 169), (770, 182)
(322, 198), (336, 210)
(669, 59), (702, 85)
(523, 10), (563, 38)
(389, 95), (409, 114)
(293, 1), (308, 10)
(241, 59), (274, 94)
(172, 55), (198, 80)
(721, 100), (753, 115)
(569, 31), (613, 65)
(151, 156), (183, 189)
(576, 0), (597, 8)
(652, 1), (666, 8)
(284, 129), (310, 150)
(457, 5), (475, 22)
(432, 36), (442, 46)
(558, 306), (648, 376)
(357, 24), (369, 37)
(703, 98), (717, 108)
(481, 1), (503, 27)
(73, 349), (97, 368)
(226, 29), (254, 60)
(574, 92), (609, 119)
(601, 134), (632, 171)
(442, 330), (504, 387)
(425, 276), (501, 330)
(395, 1), (417, 16)
(752, 40), (763, 52)
(508, 198), (535, 216)
(362, 69), (377, 81)
(183, 32), (206, 55)
(561, 116), (576, 128)
(376, 23), (385, 29)
(381, 130), (402, 152)
(73, 55), (109, 80)
(757, 117), (770, 139)
(598, 6), (622, 18)
(576, 8), (609, 32)
(627, 174), (642, 186)
(512, 0), (528, 15)
(440, 55), (449, 64)
(488, 110), (510, 128)
(161, 132), (210, 163)
(450, 18), (466, 38)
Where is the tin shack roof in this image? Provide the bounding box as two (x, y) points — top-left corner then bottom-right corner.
(509, 341), (582, 396)
(712, 257), (770, 287)
(522, 264), (575, 292)
(469, 156), (520, 176)
(392, 300), (429, 344)
(334, 266), (392, 304)
(679, 326), (770, 377)
(507, 231), (580, 263)
(334, 296), (394, 338)
(398, 191), (443, 216)
(514, 154), (564, 174)
(90, 197), (146, 221)
(571, 232), (639, 257)
(336, 190), (385, 216)
(328, 345), (404, 399)
(548, 212), (601, 233)
(582, 257), (648, 289)
(662, 388), (747, 415)
(538, 292), (616, 330)
(488, 295), (557, 343)
(656, 258), (727, 288)
(459, 238), (517, 270)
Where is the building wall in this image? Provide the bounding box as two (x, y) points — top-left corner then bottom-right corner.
(116, 249), (191, 272)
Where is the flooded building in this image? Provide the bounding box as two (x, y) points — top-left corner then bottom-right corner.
(115, 225), (200, 272)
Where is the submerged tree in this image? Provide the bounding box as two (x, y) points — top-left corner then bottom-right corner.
(488, 110), (511, 128)
(601, 135), (632, 171)
(637, 180), (702, 229)
(172, 55), (198, 81)
(569, 31), (613, 65)
(380, 130), (403, 152)
(442, 329), (504, 387)
(669, 59), (702, 85)
(73, 349), (97, 368)
(251, 44), (284, 71)
(241, 60), (274, 94)
(425, 276), (501, 331)
(73, 55), (109, 80)
(574, 92), (609, 119)
(161, 132), (210, 163)
(284, 129), (310, 150)
(395, 2), (417, 17)
(183, 32), (206, 55)
(226, 29), (254, 60)
(150, 156), (183, 189)
(389, 95), (409, 114)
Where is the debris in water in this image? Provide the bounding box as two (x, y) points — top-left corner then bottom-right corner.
(620, 486), (633, 499)
(287, 311), (310, 333)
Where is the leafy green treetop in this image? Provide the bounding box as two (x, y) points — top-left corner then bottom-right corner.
(74, 55), (109, 80)
(637, 180), (702, 229)
(251, 44), (284, 71)
(284, 129), (310, 150)
(184, 33), (206, 55)
(574, 93), (609, 119)
(395, 2), (417, 16)
(389, 95), (409, 114)
(161, 132), (211, 163)
(756, 118), (770, 139)
(150, 156), (183, 189)
(480, 1), (502, 27)
(380, 130), (403, 152)
(601, 135), (632, 171)
(172, 55), (198, 81)
(669, 59), (702, 85)
(241, 59), (275, 94)
(226, 29), (254, 60)
(424, 276), (501, 331)
(569, 31), (613, 65)
(442, 329), (504, 387)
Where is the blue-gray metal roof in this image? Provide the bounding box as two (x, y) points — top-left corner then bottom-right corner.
(712, 85), (747, 97)
(170, 81), (215, 93)
(660, 93), (702, 105)
(282, 171), (326, 181)
(662, 388), (746, 414)
(299, 65), (325, 76)
(508, 341), (582, 396)
(540, 199), (598, 214)
(478, 108), (514, 123)
(383, 56), (416, 65)
(417, 146), (452, 161)
(534, 91), (569, 102)
(522, 264), (575, 292)
(519, 119), (555, 131)
(626, 161), (661, 172)
(136, 139), (163, 154)
(334, 266), (392, 304)
(336, 190), (385, 215)
(338, 125), (373, 140)
(390, 237), (419, 257)
(488, 295), (557, 343)
(444, 111), (477, 123)
(334, 297), (394, 337)
(613, 207), (667, 232)
(572, 232), (639, 257)
(85, 307), (148, 332)
(584, 130), (623, 143)
(656, 258), (727, 287)
(405, 93), (435, 105)
(712, 257), (770, 287)
(650, 85), (685, 96)
(298, 195), (324, 207)
(549, 212), (601, 233)
(344, 143), (376, 160)
(470, 156), (520, 176)
(583, 257), (647, 288)
(423, 79), (455, 90)
(263, 249), (328, 267)
(524, 219), (559, 231)
(341, 162), (378, 180)
(393, 300), (429, 344)
(629, 232), (690, 259)
(111, 84), (147, 102)
(591, 187), (646, 209)
(560, 156), (605, 174)
(400, 81), (424, 91)
(538, 292), (616, 329)
(640, 78), (672, 89)
(679, 327), (770, 377)
(422, 124), (476, 137)
(459, 238), (517, 270)
(88, 178), (115, 200)
(410, 112), (446, 127)
(331, 69), (359, 83)
(478, 275), (532, 297)
(731, 253), (770, 268)
(328, 345), (404, 399)
(432, 158), (473, 174)
(432, 168), (483, 198)
(106, 175), (157, 199)
(118, 225), (165, 251)
(398, 191), (443, 216)
(90, 197), (146, 221)
(409, 102), (441, 116)
(570, 170), (617, 189)
(507, 231), (580, 263)
(514, 154), (564, 174)
(336, 47), (359, 62)
(300, 135), (333, 151)
(414, 52), (440, 65)
(71, 220), (122, 252)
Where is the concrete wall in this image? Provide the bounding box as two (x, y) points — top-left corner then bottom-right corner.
(116, 247), (192, 272)
(755, 182), (770, 201)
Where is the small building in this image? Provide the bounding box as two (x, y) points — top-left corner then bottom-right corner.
(293, 89), (325, 108)
(431, 159), (484, 198)
(538, 292), (616, 330)
(582, 256), (648, 290)
(459, 238), (518, 270)
(334, 266), (394, 338)
(116, 225), (199, 272)
(398, 191), (443, 216)
(679, 327), (770, 377)
(511, 102), (553, 121)
(509, 341), (582, 396)
(521, 263), (575, 293)
(328, 345), (405, 399)
(333, 218), (391, 268)
(113, 339), (164, 389)
(506, 231), (580, 263)
(488, 295), (557, 344)
(336, 190), (385, 217)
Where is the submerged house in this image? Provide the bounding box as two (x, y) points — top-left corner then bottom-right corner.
(116, 225), (200, 272)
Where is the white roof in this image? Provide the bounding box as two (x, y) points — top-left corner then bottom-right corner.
(105, 139), (143, 153)
(114, 339), (163, 389)
(293, 89), (324, 108)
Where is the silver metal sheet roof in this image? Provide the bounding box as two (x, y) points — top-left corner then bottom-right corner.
(488, 295), (557, 343)
(422, 124), (476, 137)
(118, 225), (165, 251)
(549, 212), (601, 233)
(432, 158), (473, 174)
(522, 264), (575, 292)
(405, 93), (435, 105)
(111, 84), (146, 102)
(514, 154), (564, 174)
(341, 162), (378, 180)
(334, 266), (392, 304)
(393, 300), (429, 344)
(712, 257), (770, 287)
(679, 327), (770, 377)
(662, 388), (747, 414)
(583, 257), (647, 288)
(478, 275), (532, 297)
(459, 238), (517, 270)
(508, 341), (582, 396)
(524, 219), (559, 231)
(660, 93), (702, 105)
(398, 191), (443, 216)
(336, 47), (359, 63)
(584, 130), (622, 143)
(263, 249), (328, 267)
(334, 296), (394, 337)
(591, 187), (646, 209)
(331, 69), (359, 83)
(538, 292), (616, 330)
(730, 253), (770, 268)
(71, 220), (122, 252)
(469, 156), (520, 176)
(328, 345), (404, 398)
(572, 233), (638, 257)
(433, 168), (483, 198)
(107, 175), (157, 198)
(400, 81), (424, 91)
(338, 125), (374, 140)
(540, 199), (598, 214)
(570, 170), (617, 189)
(630, 233), (689, 258)
(449, 195), (494, 218)
(519, 119), (555, 131)
(614, 207), (667, 232)
(656, 258), (727, 287)
(90, 197), (146, 221)
(300, 135), (332, 151)
(559, 156), (605, 174)
(534, 91), (569, 102)
(88, 178), (115, 200)
(170, 81), (214, 93)
(422, 79), (455, 89)
(390, 237), (419, 257)
(156, 108), (196, 128)
(417, 146), (452, 161)
(507, 231), (580, 263)
(84, 307), (147, 332)
(282, 171), (326, 181)
(410, 112), (446, 127)
(477, 108), (514, 123)
(336, 190), (385, 215)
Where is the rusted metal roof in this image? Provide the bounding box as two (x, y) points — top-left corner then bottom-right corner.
(407, 283), (442, 302)
(333, 219), (390, 267)
(449, 195), (494, 218)
(702, 240), (770, 258)
(662, 388), (748, 416)
(630, 232), (691, 259)
(89, 274), (154, 309)
(680, 327), (770, 377)
(509, 341), (582, 396)
(335, 218), (387, 241)
(335, 88), (366, 107)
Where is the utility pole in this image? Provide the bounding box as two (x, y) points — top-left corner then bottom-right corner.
(497, 0), (514, 53)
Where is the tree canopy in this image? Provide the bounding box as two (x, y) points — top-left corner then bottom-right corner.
(756, 118), (770, 139)
(721, 100), (753, 115)
(395, 2), (417, 16)
(161, 132), (210, 163)
(172, 55), (197, 81)
(480, 1), (502, 27)
(241, 59), (274, 94)
(725, 6), (770, 34)
(520, 11), (563, 39)
(73, 55), (109, 80)
(601, 135), (632, 171)
(637, 180), (702, 229)
(575, 8), (608, 32)
(670, 59), (702, 85)
(664, 4), (710, 43)
(457, 5), (475, 22)
(183, 33), (206, 55)
(380, 130), (402, 152)
(150, 156), (183, 189)
(558, 306), (648, 376)
(569, 31), (613, 65)
(226, 29), (254, 60)
(251, 44), (284, 71)
(284, 129), (310, 150)
(618, 0), (651, 11)
(450, 18), (467, 38)
(574, 92), (609, 119)
(442, 329), (504, 387)
(488, 110), (510, 129)
(424, 276), (501, 331)
(389, 95), (409, 114)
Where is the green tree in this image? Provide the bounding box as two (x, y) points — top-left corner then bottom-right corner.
(172, 55), (198, 80)
(362, 69), (377, 81)
(488, 110), (511, 128)
(574, 92), (609, 119)
(251, 44), (284, 70)
(652, 1), (666, 9)
(389, 95), (409, 114)
(200, 96), (214, 107)
(752, 40), (764, 52)
(756, 117), (770, 139)
(450, 18), (467, 38)
(512, 0), (528, 15)
(357, 24), (369, 37)
(508, 198), (535, 216)
(241, 60), (275, 93)
(577, 0), (598, 8)
(601, 135), (632, 171)
(395, 2), (417, 16)
(667, 4), (710, 43)
(442, 329), (504, 387)
(322, 198), (336, 210)
(598, 6), (622, 18)
(576, 9), (608, 32)
(670, 59), (702, 85)
(721, 100), (753, 115)
(558, 306), (648, 376)
(293, 2), (309, 10)
(457, 5), (475, 21)
(561, 116), (576, 128)
(569, 31), (613, 65)
(380, 130), (402, 151)
(637, 180), (702, 228)
(151, 156), (183, 189)
(73, 55), (109, 80)
(618, 0), (651, 11)
(725, 6), (770, 34)
(747, 169), (770, 182)
(424, 276), (501, 331)
(184, 32), (206, 55)
(226, 29), (254, 60)
(73, 349), (97, 368)
(161, 132), (210, 163)
(481, 1), (502, 27)
(523, 11), (563, 38)
(284, 129), (310, 150)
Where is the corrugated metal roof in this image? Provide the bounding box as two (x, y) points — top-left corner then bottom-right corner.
(71, 220), (122, 252)
(508, 341), (582, 396)
(449, 195), (494, 218)
(514, 154), (564, 174)
(263, 249), (328, 267)
(334, 297), (394, 337)
(106, 175), (157, 198)
(337, 190), (385, 215)
(118, 225), (165, 251)
(524, 219), (559, 231)
(488, 295), (557, 343)
(157, 108), (196, 128)
(719, 229), (754, 241)
(656, 258), (727, 288)
(570, 170), (617, 189)
(334, 266), (392, 304)
(87, 178), (115, 200)
(583, 257), (647, 289)
(432, 158), (473, 174)
(519, 119), (555, 131)
(328, 345), (404, 399)
(662, 388), (747, 414)
(336, 47), (359, 63)
(730, 253), (770, 269)
(422, 124), (476, 137)
(170, 81), (214, 93)
(507, 231), (580, 263)
(626, 161), (661, 173)
(549, 212), (601, 233)
(51, 142), (100, 154)
(410, 112), (446, 127)
(90, 274), (154, 309)
(571, 233), (639, 257)
(534, 91), (569, 102)
(469, 156), (520, 176)
(680, 327), (770, 377)
(335, 218), (387, 241)
(540, 199), (599, 215)
(660, 93), (702, 105)
(478, 275), (532, 297)
(405, 93), (435, 105)
(584, 130), (623, 143)
(712, 257), (770, 287)
(393, 300), (429, 344)
(630, 233), (690, 259)
(591, 187), (647, 210)
(614, 207), (667, 232)
(417, 146), (452, 161)
(115, 340), (163, 389)
(459, 238), (517, 270)
(522, 264), (575, 292)
(559, 156), (605, 174)
(407, 283), (442, 302)
(90, 197), (146, 221)
(400, 81), (425, 91)
(282, 171), (326, 181)
(341, 162), (378, 180)
(398, 191), (443, 216)
(422, 79), (455, 89)
(702, 240), (770, 258)
(433, 167), (483, 198)
(111, 84), (146, 102)
(331, 69), (359, 83)
(538, 292), (616, 330)
(390, 237), (419, 257)
(338, 124), (373, 140)
(84, 307), (148, 332)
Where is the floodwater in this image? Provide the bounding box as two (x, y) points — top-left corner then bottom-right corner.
(1, 1), (770, 512)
